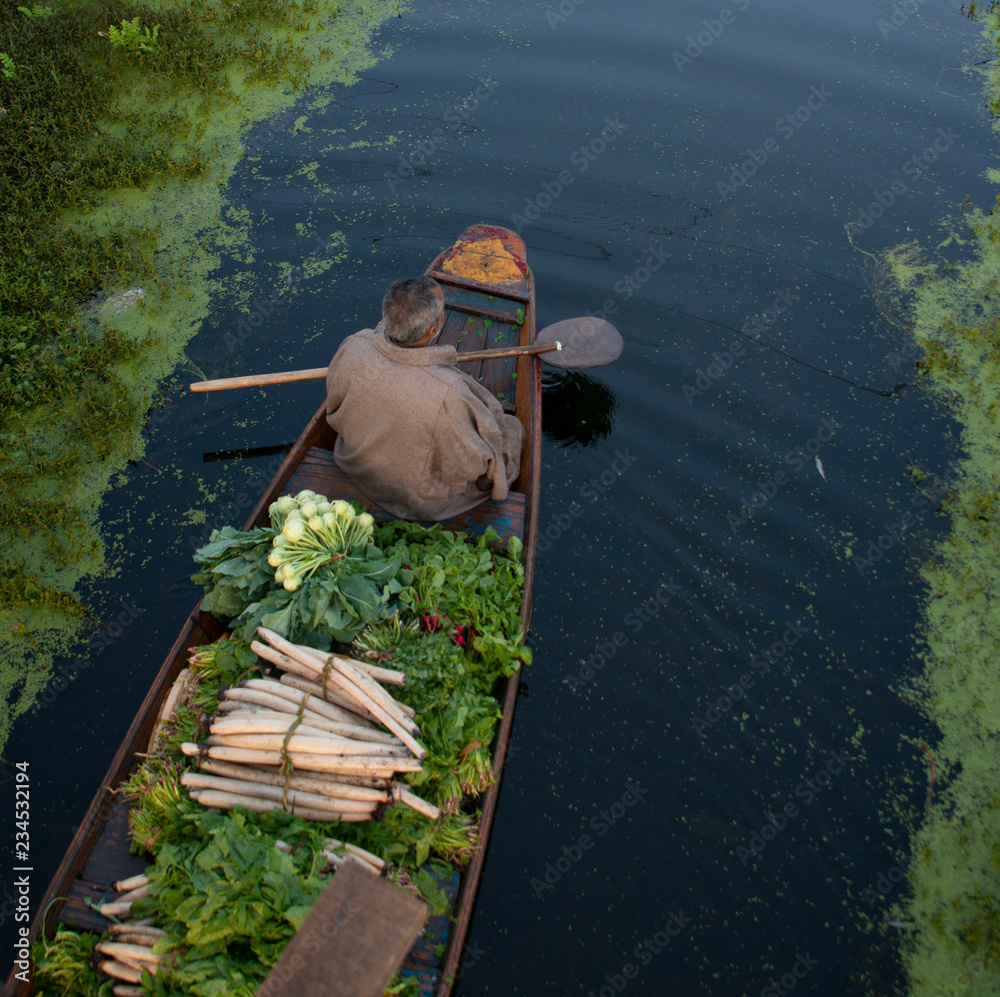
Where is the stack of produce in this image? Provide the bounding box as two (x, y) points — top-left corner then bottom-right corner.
(33, 501), (531, 997)
(94, 873), (167, 994)
(180, 627), (440, 822)
(192, 489), (404, 648)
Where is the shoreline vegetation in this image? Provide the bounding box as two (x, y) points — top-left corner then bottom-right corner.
(878, 5), (1000, 994)
(0, 0), (400, 749)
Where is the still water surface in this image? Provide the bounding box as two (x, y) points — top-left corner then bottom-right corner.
(9, 1), (994, 993)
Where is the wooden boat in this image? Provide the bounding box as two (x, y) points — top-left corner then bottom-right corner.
(12, 223), (540, 996)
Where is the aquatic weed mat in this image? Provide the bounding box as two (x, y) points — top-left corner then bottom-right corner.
(872, 9), (1000, 995)
(0, 0), (401, 750)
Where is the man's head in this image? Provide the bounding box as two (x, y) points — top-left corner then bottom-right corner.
(382, 276), (445, 345)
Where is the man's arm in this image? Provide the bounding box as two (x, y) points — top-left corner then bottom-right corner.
(436, 380), (524, 500)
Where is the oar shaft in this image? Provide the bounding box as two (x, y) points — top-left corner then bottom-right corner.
(455, 342), (560, 362)
(189, 367), (328, 392)
(187, 344), (560, 392)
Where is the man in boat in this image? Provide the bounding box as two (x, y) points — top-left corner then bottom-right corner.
(325, 276), (524, 521)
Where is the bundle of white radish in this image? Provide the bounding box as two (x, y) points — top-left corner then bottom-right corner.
(180, 628), (440, 823)
(96, 873), (169, 992)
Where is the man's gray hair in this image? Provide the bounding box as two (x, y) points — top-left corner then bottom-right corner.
(382, 276), (444, 344)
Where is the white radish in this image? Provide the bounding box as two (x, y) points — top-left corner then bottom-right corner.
(198, 758), (387, 802)
(181, 773), (379, 813)
(205, 732), (410, 758)
(98, 960), (142, 984)
(189, 788), (372, 822)
(113, 874), (149, 894)
(391, 784), (441, 820)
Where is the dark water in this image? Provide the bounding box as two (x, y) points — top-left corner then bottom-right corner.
(7, 1), (992, 994)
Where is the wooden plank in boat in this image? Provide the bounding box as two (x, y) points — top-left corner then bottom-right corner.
(435, 310), (472, 352)
(77, 794), (146, 891)
(58, 794), (147, 933)
(284, 448), (526, 545)
(478, 321), (519, 405)
(441, 286), (523, 321)
(255, 860), (427, 997)
(429, 269), (530, 304)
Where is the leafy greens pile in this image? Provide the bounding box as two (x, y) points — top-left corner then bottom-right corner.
(35, 499), (530, 997)
(192, 493), (405, 647)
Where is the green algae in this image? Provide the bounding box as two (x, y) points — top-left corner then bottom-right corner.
(875, 12), (1000, 995)
(0, 0), (403, 751)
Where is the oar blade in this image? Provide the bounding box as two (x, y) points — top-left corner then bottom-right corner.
(535, 317), (623, 368)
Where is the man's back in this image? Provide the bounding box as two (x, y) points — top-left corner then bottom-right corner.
(325, 328), (523, 521)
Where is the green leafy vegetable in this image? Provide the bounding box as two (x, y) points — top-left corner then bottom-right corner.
(38, 496), (530, 994)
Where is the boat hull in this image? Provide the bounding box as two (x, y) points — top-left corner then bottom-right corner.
(11, 224), (540, 997)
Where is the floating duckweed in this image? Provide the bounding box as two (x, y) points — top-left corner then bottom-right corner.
(877, 10), (1000, 995)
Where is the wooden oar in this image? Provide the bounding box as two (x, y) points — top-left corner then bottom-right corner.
(188, 317), (622, 392)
